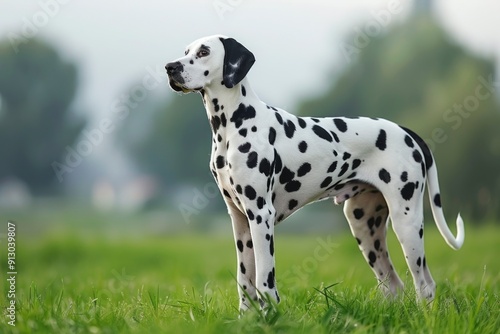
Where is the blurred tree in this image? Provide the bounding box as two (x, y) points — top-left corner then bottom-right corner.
(117, 92), (213, 191)
(0, 38), (85, 194)
(297, 16), (500, 221)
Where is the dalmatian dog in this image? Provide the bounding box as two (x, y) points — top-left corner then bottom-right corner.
(165, 35), (465, 312)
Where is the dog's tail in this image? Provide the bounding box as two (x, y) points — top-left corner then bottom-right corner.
(426, 162), (465, 250)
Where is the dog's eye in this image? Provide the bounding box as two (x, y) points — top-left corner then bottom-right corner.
(197, 49), (210, 58)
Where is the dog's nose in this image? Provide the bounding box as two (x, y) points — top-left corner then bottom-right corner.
(165, 61), (183, 75)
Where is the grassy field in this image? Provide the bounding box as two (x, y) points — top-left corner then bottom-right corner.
(0, 213), (499, 333)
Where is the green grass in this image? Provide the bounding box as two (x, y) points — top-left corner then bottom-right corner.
(0, 218), (499, 333)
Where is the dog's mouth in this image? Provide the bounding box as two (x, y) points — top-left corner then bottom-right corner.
(169, 78), (192, 94)
(169, 79), (204, 94)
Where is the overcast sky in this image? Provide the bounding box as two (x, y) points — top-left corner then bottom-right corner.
(1, 0), (499, 120)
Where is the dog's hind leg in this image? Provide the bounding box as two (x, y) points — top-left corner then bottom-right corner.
(387, 191), (435, 300)
(343, 186), (404, 297)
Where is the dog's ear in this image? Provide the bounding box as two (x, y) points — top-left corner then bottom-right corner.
(220, 37), (255, 89)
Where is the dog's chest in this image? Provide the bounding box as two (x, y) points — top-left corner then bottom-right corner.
(210, 139), (237, 203)
(209, 128), (271, 212)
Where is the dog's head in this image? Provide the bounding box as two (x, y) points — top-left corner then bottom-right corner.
(165, 35), (255, 93)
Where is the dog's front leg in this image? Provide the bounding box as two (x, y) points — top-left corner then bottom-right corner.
(247, 207), (280, 309)
(228, 203), (257, 312)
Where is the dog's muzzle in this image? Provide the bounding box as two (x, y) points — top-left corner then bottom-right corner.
(165, 61), (190, 93)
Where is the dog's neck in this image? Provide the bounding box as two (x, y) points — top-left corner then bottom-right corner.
(200, 77), (260, 120)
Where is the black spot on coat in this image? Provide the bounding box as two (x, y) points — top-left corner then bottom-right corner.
(338, 162), (349, 177)
(298, 118), (307, 128)
(244, 185), (256, 200)
(352, 159), (361, 170)
(216, 155), (225, 169)
(353, 208), (364, 219)
(247, 152), (258, 168)
(400, 171), (408, 182)
(269, 127), (276, 145)
(413, 150), (422, 163)
(367, 217), (375, 229)
(284, 120), (296, 138)
(275, 112), (283, 124)
(368, 251), (376, 267)
(379, 169), (391, 183)
(320, 176), (332, 188)
(279, 167), (295, 184)
(257, 197), (265, 209)
(269, 235), (274, 256)
(404, 135), (414, 148)
(267, 269), (275, 289)
(259, 158), (272, 176)
(211, 116), (221, 133)
(297, 163), (312, 177)
(230, 103), (256, 128)
(331, 131), (340, 143)
(327, 161), (338, 173)
(238, 142), (251, 153)
(375, 129), (387, 151)
(298, 141), (308, 153)
(401, 182), (416, 200)
(273, 150), (283, 173)
(220, 113), (227, 127)
(285, 180), (301, 192)
(434, 194), (441, 207)
(312, 125), (333, 142)
(334, 118), (348, 132)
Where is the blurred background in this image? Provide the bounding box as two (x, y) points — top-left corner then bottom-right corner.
(1, 0), (499, 236)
